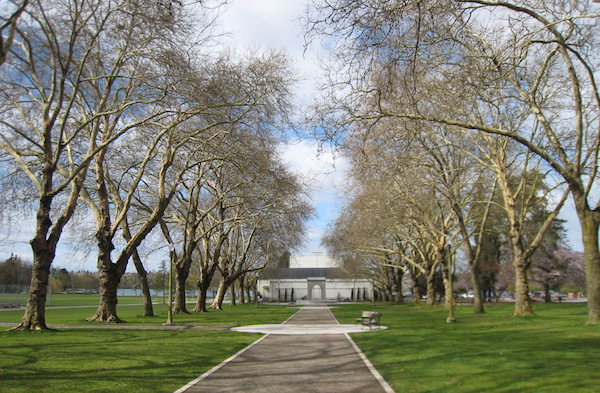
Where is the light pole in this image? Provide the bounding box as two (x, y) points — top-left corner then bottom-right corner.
(163, 243), (175, 326)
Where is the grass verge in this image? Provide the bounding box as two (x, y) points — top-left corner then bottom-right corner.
(1, 303), (293, 393)
(2, 302), (598, 392)
(0, 297), (293, 327)
(332, 302), (600, 393)
(1, 329), (258, 393)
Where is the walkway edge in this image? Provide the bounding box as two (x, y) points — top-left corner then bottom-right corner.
(344, 332), (395, 393)
(329, 305), (394, 393)
(174, 334), (270, 393)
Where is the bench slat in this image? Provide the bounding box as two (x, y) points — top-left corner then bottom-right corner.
(355, 311), (381, 329)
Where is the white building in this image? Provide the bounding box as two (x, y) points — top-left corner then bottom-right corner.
(257, 253), (372, 303)
(289, 252), (339, 268)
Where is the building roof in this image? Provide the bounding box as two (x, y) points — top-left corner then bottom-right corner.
(259, 267), (353, 280)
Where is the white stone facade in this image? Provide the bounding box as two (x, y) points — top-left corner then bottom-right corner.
(289, 252), (339, 268)
(257, 269), (372, 302)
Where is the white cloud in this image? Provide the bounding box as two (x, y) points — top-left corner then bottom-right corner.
(220, 0), (307, 50)
(278, 140), (348, 254)
(218, 0), (322, 107)
(220, 1), (348, 253)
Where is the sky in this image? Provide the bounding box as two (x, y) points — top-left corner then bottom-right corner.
(216, 0), (587, 253)
(0, 0), (587, 271)
(0, 0), (348, 271)
(217, 0), (349, 256)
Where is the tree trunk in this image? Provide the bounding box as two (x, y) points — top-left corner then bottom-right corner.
(470, 265), (485, 313)
(131, 250), (153, 317)
(194, 281), (210, 313)
(426, 271), (436, 306)
(193, 262), (219, 312)
(412, 278), (422, 305)
(253, 281), (260, 308)
(239, 279), (246, 304)
(441, 258), (456, 323)
(230, 281), (237, 306)
(88, 263), (124, 323)
(173, 265), (190, 314)
(410, 268), (422, 305)
(246, 283), (252, 304)
(13, 238), (53, 331)
(454, 199), (487, 314)
(578, 208), (600, 324)
(14, 177), (80, 330)
(544, 283), (552, 304)
(88, 221), (128, 322)
(210, 279), (228, 310)
(513, 255), (533, 316)
(394, 268), (404, 304)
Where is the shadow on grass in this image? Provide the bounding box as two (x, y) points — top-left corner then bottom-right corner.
(0, 329), (259, 393)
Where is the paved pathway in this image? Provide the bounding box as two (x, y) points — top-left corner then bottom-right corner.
(175, 306), (394, 393)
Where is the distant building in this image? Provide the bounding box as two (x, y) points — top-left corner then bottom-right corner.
(257, 252), (372, 302)
(289, 252), (338, 268)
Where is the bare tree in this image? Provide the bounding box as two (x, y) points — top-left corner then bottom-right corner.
(201, 133), (311, 310)
(306, 1), (600, 323)
(0, 0), (151, 330)
(0, 0), (29, 65)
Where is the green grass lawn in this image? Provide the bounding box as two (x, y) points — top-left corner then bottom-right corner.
(1, 302), (293, 393)
(332, 302), (600, 393)
(0, 294), (287, 327)
(44, 293), (152, 307)
(2, 301), (599, 392)
(1, 329), (259, 393)
(0, 293), (162, 308)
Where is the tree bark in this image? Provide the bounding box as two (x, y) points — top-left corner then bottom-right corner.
(123, 219), (154, 317)
(239, 278), (246, 304)
(426, 270), (436, 306)
(131, 250), (154, 317)
(15, 174), (82, 330)
(454, 202), (486, 313)
(210, 279), (228, 310)
(173, 262), (190, 314)
(193, 281), (210, 313)
(409, 267), (422, 305)
(394, 268), (404, 304)
(440, 248), (456, 323)
(230, 281), (237, 306)
(577, 207), (600, 324)
(15, 197), (54, 331)
(442, 266), (456, 323)
(193, 261), (219, 312)
(544, 283), (552, 304)
(14, 239), (53, 331)
(88, 263), (124, 323)
(470, 265), (485, 313)
(513, 254), (533, 316)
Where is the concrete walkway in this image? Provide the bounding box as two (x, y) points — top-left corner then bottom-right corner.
(175, 306), (394, 393)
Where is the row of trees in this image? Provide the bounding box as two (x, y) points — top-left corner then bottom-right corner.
(305, 1), (600, 323)
(0, 255), (216, 301)
(0, 256), (100, 297)
(0, 0), (311, 330)
(0, 255), (32, 290)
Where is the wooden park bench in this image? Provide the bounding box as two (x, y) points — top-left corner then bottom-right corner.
(355, 311), (381, 329)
